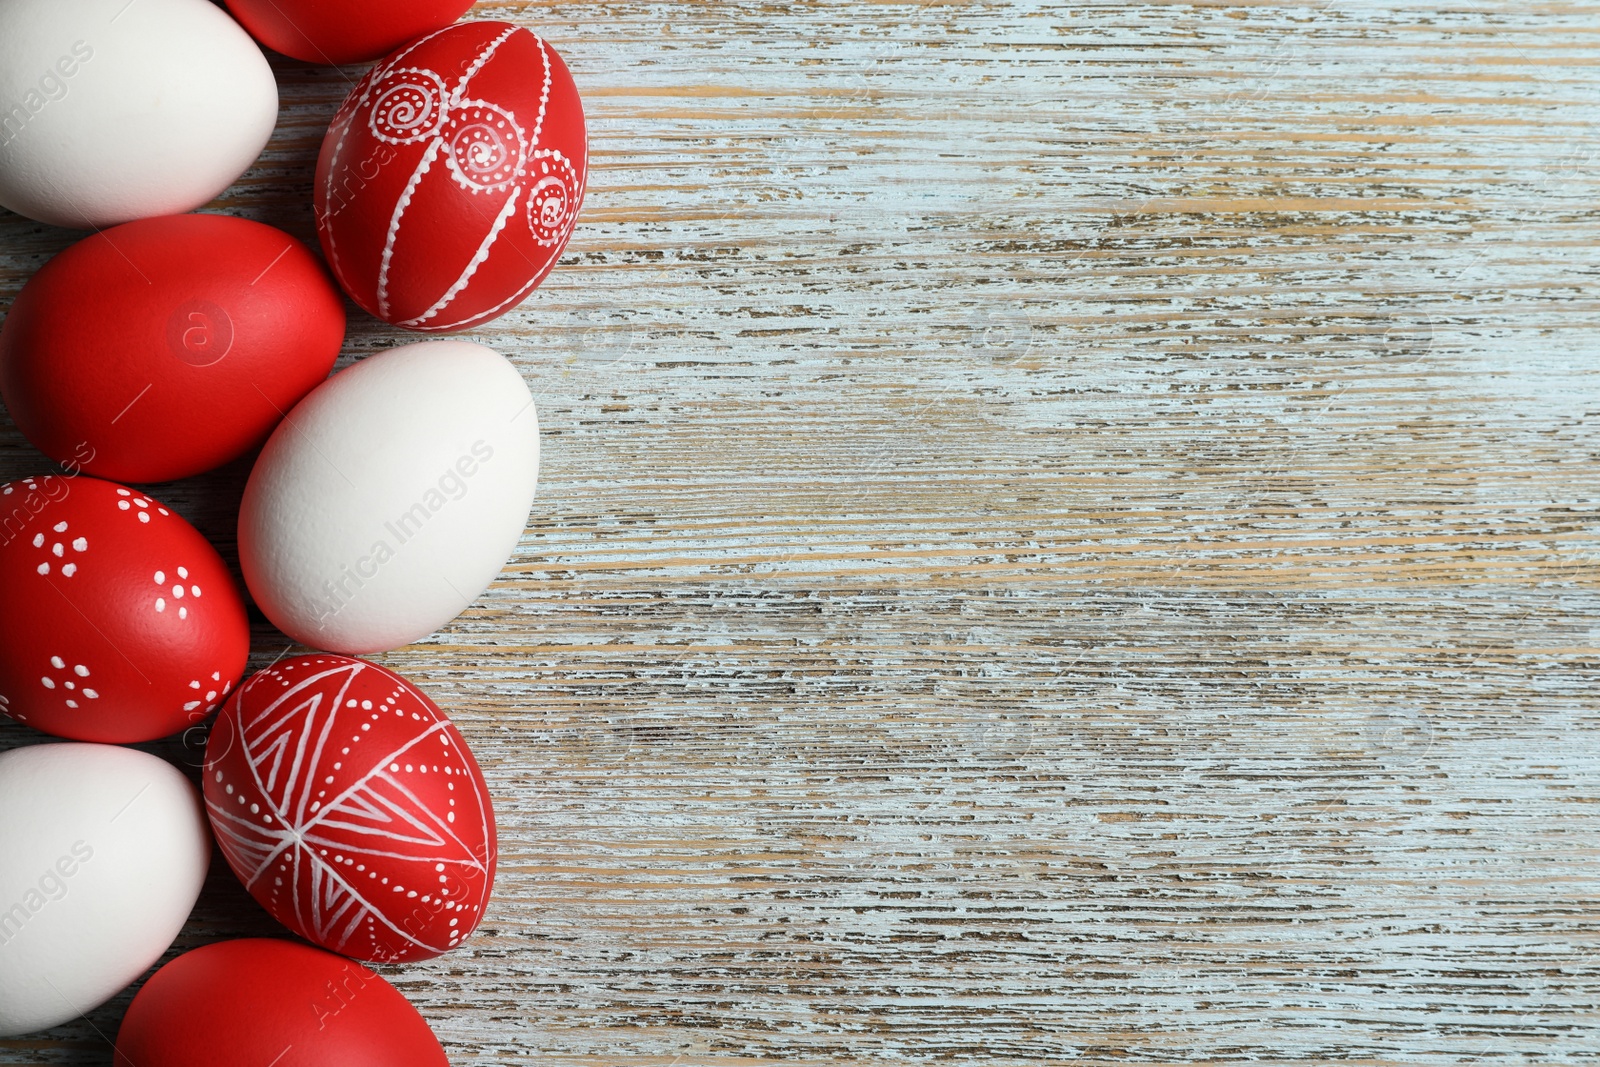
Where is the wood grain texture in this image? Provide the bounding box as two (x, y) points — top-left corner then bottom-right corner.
(3, 0), (1600, 1062)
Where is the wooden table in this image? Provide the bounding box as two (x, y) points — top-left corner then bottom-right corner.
(3, 1), (1598, 1062)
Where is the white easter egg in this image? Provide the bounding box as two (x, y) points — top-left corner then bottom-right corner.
(0, 0), (277, 228)
(239, 341), (541, 654)
(0, 743), (209, 1037)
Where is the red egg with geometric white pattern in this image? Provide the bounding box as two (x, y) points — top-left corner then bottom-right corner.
(204, 655), (496, 963)
(314, 21), (587, 332)
(0, 475), (249, 743)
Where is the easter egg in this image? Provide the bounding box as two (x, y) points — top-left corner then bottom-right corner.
(0, 475), (250, 743)
(0, 0), (277, 229)
(238, 340), (539, 654)
(114, 939), (448, 1066)
(0, 214), (346, 484)
(205, 655), (496, 963)
(224, 0), (476, 66)
(315, 21), (587, 331)
(0, 743), (209, 1037)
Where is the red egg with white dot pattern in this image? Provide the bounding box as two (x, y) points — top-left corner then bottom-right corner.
(314, 21), (587, 331)
(0, 475), (250, 743)
(204, 655), (496, 963)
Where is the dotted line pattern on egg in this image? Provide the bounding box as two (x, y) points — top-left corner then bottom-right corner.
(365, 25), (559, 326)
(373, 24), (518, 317)
(448, 26), (519, 110)
(321, 20), (457, 295)
(376, 137), (443, 318)
(400, 184), (523, 328)
(427, 247), (554, 331)
(529, 34), (552, 151)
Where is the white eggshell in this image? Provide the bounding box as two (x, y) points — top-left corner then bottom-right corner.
(239, 341), (541, 654)
(0, 743), (209, 1037)
(0, 0), (277, 228)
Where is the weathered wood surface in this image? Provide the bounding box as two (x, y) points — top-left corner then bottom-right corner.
(3, 0), (1600, 1062)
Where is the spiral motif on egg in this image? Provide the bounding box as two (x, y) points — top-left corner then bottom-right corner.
(526, 151), (579, 246)
(333, 27), (586, 330)
(367, 68), (448, 145)
(442, 104), (526, 193)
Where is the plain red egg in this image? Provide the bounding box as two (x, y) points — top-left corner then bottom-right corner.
(206, 654), (496, 963)
(114, 939), (448, 1067)
(0, 213), (345, 484)
(0, 475), (249, 743)
(315, 21), (587, 332)
(224, 0), (475, 66)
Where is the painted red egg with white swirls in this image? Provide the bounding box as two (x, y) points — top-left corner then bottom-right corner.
(314, 21), (588, 332)
(0, 475), (249, 743)
(204, 655), (497, 963)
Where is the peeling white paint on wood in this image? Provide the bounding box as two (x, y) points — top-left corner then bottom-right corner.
(2, 1), (1598, 1063)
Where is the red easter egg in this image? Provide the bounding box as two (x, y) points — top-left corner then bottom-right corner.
(315, 21), (587, 332)
(205, 655), (496, 963)
(0, 475), (249, 743)
(224, 0), (475, 65)
(114, 939), (448, 1067)
(0, 213), (346, 484)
